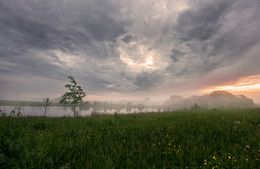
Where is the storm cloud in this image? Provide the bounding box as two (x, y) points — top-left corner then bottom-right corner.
(0, 0), (259, 101)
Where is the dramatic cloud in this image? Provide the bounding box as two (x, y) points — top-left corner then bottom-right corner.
(0, 0), (259, 102)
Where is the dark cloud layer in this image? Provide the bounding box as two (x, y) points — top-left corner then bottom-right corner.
(176, 0), (231, 41)
(0, 0), (259, 101)
(121, 35), (133, 44)
(168, 0), (260, 77)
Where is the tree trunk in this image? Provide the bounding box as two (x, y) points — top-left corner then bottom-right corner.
(72, 104), (76, 117)
(44, 108), (47, 116)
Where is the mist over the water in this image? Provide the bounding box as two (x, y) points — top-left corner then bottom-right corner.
(0, 91), (256, 117)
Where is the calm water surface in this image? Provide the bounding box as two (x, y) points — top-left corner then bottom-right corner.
(0, 106), (158, 117)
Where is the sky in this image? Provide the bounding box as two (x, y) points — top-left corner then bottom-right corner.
(0, 0), (260, 103)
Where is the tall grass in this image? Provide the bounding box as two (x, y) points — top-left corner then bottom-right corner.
(0, 108), (259, 168)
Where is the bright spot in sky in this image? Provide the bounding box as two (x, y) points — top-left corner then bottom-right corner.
(144, 56), (153, 67)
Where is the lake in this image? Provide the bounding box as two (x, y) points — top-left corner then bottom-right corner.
(0, 106), (159, 117)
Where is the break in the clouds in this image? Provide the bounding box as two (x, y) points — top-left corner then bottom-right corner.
(0, 0), (260, 101)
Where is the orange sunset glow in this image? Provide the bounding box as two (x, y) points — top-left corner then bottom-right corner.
(204, 75), (260, 102)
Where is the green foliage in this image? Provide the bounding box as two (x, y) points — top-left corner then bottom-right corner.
(60, 76), (86, 117)
(0, 109), (6, 118)
(0, 107), (21, 118)
(0, 108), (259, 168)
(10, 107), (21, 117)
(191, 103), (201, 110)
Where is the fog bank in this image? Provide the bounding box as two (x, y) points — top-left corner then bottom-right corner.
(164, 91), (255, 110)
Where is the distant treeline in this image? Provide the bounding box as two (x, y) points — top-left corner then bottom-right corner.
(0, 100), (69, 107)
(0, 100), (42, 106)
(164, 91), (255, 111)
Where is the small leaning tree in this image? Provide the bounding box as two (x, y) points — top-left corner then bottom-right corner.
(42, 97), (53, 116)
(60, 76), (86, 117)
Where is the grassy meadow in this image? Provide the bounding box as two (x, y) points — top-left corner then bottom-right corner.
(0, 108), (259, 168)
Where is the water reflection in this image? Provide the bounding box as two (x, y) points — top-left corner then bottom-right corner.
(0, 106), (158, 117)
